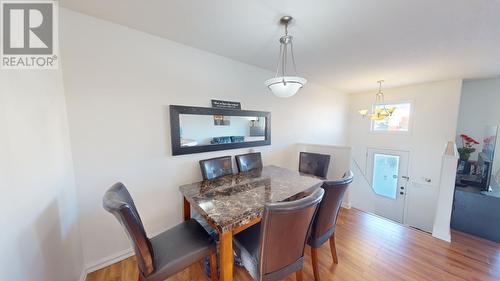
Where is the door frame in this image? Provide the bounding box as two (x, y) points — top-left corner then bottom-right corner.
(365, 146), (411, 224)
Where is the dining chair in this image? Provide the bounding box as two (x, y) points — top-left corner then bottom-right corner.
(299, 152), (331, 179)
(197, 156), (235, 234)
(199, 156), (233, 180)
(235, 152), (263, 173)
(233, 188), (325, 281)
(103, 182), (218, 281)
(198, 155), (234, 277)
(308, 171), (353, 281)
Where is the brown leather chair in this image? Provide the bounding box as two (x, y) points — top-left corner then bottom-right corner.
(199, 156), (233, 180)
(308, 171), (353, 281)
(235, 152), (263, 173)
(299, 152), (331, 179)
(233, 188), (325, 281)
(103, 182), (217, 281)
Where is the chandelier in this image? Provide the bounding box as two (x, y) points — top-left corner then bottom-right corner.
(265, 16), (307, 98)
(358, 80), (396, 121)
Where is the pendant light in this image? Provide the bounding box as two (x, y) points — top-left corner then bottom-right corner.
(358, 80), (396, 121)
(265, 16), (307, 98)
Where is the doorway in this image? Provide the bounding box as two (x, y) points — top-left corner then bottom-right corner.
(366, 148), (410, 223)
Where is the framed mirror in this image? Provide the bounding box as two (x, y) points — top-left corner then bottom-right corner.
(170, 105), (271, 155)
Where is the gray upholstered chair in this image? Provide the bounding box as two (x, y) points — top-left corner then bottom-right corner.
(103, 182), (217, 281)
(299, 152), (331, 179)
(308, 171), (353, 281)
(199, 156), (233, 180)
(235, 152), (263, 173)
(233, 188), (325, 281)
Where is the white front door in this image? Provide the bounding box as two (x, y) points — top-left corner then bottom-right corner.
(367, 148), (410, 223)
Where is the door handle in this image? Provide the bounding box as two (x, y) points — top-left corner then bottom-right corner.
(402, 176), (410, 180)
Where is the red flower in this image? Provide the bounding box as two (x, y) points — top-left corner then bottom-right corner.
(459, 134), (480, 146)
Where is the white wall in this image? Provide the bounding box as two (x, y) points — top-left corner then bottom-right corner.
(0, 69), (84, 280)
(291, 144), (353, 206)
(60, 9), (349, 269)
(457, 77), (500, 183)
(347, 79), (462, 232)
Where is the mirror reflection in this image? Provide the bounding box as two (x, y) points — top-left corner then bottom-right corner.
(179, 114), (266, 147)
(456, 126), (499, 193)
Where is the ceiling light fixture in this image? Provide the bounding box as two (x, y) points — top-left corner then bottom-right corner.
(358, 80), (396, 121)
(265, 16), (307, 98)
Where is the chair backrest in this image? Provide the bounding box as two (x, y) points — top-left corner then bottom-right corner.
(199, 156), (233, 180)
(309, 171), (353, 247)
(235, 152), (263, 173)
(258, 188), (324, 280)
(299, 152), (331, 179)
(103, 183), (154, 276)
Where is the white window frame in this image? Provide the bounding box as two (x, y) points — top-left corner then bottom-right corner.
(370, 101), (414, 135)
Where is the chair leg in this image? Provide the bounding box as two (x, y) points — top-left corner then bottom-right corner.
(329, 235), (338, 264)
(311, 247), (321, 281)
(296, 269), (303, 281)
(209, 252), (218, 281)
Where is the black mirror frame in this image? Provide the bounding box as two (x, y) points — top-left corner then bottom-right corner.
(170, 105), (271, 156)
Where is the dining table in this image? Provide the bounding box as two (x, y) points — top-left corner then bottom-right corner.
(179, 165), (323, 281)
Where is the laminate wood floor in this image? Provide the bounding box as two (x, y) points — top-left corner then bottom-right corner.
(86, 208), (500, 281)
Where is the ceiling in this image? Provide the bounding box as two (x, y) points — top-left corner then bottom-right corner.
(60, 0), (500, 93)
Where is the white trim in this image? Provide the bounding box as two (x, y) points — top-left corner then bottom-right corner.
(369, 100), (415, 135)
(78, 268), (88, 281)
(432, 231), (451, 243)
(85, 247), (134, 274)
(432, 141), (458, 243)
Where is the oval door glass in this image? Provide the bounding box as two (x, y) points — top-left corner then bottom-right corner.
(372, 153), (400, 199)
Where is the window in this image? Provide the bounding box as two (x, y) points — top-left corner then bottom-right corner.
(372, 102), (411, 132)
(372, 153), (400, 199)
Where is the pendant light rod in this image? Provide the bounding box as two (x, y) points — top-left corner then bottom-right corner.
(377, 80), (384, 93)
(265, 15), (307, 98)
(376, 80), (385, 104)
(274, 16), (299, 78)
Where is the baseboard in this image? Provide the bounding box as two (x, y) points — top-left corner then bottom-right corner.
(85, 247), (134, 275)
(83, 228), (167, 276)
(341, 201), (351, 209)
(78, 268), (88, 281)
(432, 231), (451, 243)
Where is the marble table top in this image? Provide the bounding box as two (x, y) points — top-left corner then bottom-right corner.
(179, 165), (323, 233)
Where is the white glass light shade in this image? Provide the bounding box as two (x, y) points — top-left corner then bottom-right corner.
(358, 109), (369, 116)
(265, 76), (307, 98)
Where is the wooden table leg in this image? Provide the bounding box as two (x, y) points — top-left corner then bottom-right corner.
(219, 231), (234, 281)
(183, 196), (191, 221)
(296, 269), (304, 281)
(209, 253), (217, 281)
(311, 247), (320, 281)
(330, 235), (338, 264)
